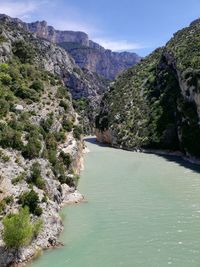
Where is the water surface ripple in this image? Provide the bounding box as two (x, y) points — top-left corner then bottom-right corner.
(29, 138), (200, 267)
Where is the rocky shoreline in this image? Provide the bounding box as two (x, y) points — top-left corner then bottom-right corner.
(0, 138), (88, 267)
(0, 190), (84, 267)
(95, 131), (200, 166)
(142, 149), (200, 165)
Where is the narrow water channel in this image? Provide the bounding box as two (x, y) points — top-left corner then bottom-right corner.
(29, 137), (200, 267)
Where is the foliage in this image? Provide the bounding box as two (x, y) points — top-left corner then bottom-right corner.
(13, 40), (35, 64)
(28, 162), (45, 190)
(96, 20), (200, 157)
(33, 219), (43, 238)
(2, 207), (33, 249)
(0, 125), (24, 150)
(59, 100), (69, 111)
(18, 190), (42, 216)
(62, 118), (73, 132)
(56, 86), (70, 99)
(12, 172), (27, 185)
(40, 114), (54, 133)
(30, 80), (44, 92)
(73, 125), (83, 140)
(0, 99), (10, 118)
(59, 151), (72, 168)
(23, 134), (41, 159)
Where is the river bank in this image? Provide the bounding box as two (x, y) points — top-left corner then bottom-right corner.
(95, 130), (200, 166)
(28, 138), (200, 267)
(0, 135), (86, 267)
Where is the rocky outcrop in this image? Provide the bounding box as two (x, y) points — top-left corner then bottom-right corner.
(27, 20), (89, 46)
(95, 129), (115, 145)
(64, 44), (141, 80)
(24, 19), (141, 80)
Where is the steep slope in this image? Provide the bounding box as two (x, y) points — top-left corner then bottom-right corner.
(26, 20), (141, 80)
(96, 19), (200, 159)
(0, 14), (84, 266)
(0, 14), (109, 133)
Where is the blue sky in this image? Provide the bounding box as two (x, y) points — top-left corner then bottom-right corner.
(0, 0), (200, 56)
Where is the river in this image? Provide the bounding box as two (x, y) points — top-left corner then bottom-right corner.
(29, 137), (200, 267)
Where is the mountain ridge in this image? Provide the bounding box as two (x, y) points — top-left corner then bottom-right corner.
(24, 17), (141, 80)
(96, 18), (200, 159)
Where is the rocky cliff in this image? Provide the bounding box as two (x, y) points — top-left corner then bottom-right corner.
(25, 20), (141, 80)
(0, 14), (86, 266)
(0, 14), (110, 133)
(96, 19), (200, 159)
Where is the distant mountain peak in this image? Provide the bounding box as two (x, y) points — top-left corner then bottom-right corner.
(25, 20), (141, 80)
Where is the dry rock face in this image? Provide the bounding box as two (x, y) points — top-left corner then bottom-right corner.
(26, 20), (141, 80)
(0, 14), (107, 99)
(27, 20), (90, 46)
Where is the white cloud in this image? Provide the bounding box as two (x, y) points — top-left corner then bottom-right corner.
(52, 20), (96, 35)
(0, 1), (146, 52)
(93, 38), (144, 51)
(0, 0), (45, 18)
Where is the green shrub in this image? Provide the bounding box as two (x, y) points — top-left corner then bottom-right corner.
(40, 115), (54, 133)
(59, 100), (69, 111)
(0, 150), (10, 162)
(14, 85), (39, 102)
(3, 207), (33, 249)
(73, 125), (83, 140)
(0, 99), (10, 118)
(45, 133), (57, 150)
(57, 174), (67, 184)
(54, 130), (65, 142)
(53, 161), (65, 178)
(34, 206), (43, 217)
(56, 86), (69, 99)
(23, 135), (41, 159)
(33, 219), (43, 238)
(13, 41), (35, 63)
(0, 34), (7, 43)
(4, 195), (14, 204)
(0, 73), (12, 85)
(62, 118), (73, 132)
(59, 151), (72, 168)
(0, 126), (24, 151)
(28, 162), (45, 190)
(30, 80), (44, 92)
(0, 199), (6, 214)
(18, 190), (42, 216)
(47, 149), (57, 166)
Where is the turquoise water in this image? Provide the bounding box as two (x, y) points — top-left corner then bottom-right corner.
(29, 138), (200, 267)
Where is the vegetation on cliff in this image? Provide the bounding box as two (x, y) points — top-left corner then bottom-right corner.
(0, 15), (84, 265)
(96, 19), (200, 157)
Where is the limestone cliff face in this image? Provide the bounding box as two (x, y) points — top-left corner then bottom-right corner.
(65, 45), (141, 80)
(25, 20), (141, 80)
(27, 20), (89, 46)
(95, 129), (114, 145)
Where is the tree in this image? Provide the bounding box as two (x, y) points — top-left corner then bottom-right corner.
(18, 190), (42, 216)
(2, 207), (33, 250)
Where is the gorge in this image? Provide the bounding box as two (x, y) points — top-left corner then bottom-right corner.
(0, 8), (200, 267)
